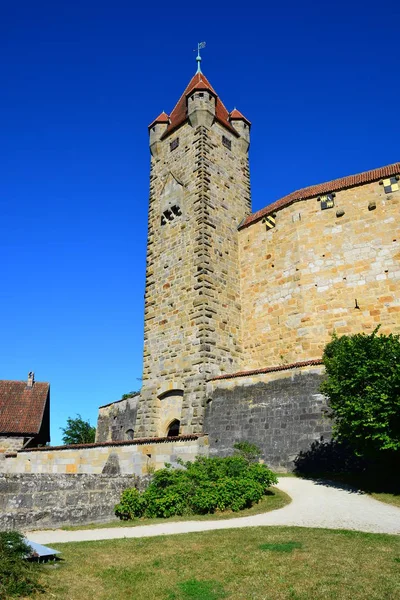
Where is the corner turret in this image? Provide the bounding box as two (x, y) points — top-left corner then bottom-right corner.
(229, 109), (251, 152)
(187, 83), (216, 128)
(148, 112), (169, 157)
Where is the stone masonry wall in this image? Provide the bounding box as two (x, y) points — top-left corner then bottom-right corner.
(0, 437), (25, 452)
(96, 395), (139, 443)
(0, 474), (149, 531)
(0, 437), (208, 476)
(137, 97), (251, 437)
(205, 365), (330, 470)
(239, 180), (400, 369)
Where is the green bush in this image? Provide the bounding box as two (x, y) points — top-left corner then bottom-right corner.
(115, 452), (277, 521)
(0, 531), (44, 598)
(321, 328), (400, 457)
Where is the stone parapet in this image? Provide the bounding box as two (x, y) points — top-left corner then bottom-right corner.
(0, 436), (208, 476)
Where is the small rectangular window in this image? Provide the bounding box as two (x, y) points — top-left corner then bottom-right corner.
(222, 135), (231, 150)
(170, 137), (179, 151)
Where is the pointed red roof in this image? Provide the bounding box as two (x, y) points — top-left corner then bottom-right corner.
(148, 111), (169, 129)
(229, 108), (251, 126)
(161, 72), (238, 139)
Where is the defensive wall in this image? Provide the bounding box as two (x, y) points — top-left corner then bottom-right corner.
(0, 436), (207, 529)
(239, 171), (400, 369)
(0, 474), (150, 531)
(205, 361), (330, 470)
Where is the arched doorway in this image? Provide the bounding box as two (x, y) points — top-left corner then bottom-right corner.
(167, 419), (180, 437)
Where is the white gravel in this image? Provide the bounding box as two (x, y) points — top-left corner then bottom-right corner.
(26, 477), (400, 545)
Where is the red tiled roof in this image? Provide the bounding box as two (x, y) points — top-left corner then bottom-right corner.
(208, 359), (324, 381)
(161, 72), (238, 139)
(148, 111), (169, 129)
(0, 380), (49, 435)
(22, 433), (204, 452)
(239, 161), (400, 230)
(229, 108), (251, 126)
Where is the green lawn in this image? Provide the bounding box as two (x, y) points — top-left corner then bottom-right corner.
(62, 487), (290, 530)
(35, 527), (400, 600)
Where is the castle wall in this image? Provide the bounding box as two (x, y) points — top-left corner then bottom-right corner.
(0, 436), (208, 476)
(96, 395), (139, 443)
(239, 181), (400, 369)
(137, 113), (251, 437)
(0, 437), (25, 452)
(0, 474), (150, 531)
(205, 364), (329, 470)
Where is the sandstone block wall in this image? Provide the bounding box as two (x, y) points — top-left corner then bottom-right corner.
(205, 364), (330, 470)
(0, 436), (25, 452)
(239, 180), (400, 368)
(96, 395), (139, 443)
(0, 474), (149, 531)
(0, 437), (208, 476)
(137, 107), (251, 437)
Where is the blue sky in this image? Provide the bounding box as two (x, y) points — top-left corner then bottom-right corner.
(1, 1), (399, 444)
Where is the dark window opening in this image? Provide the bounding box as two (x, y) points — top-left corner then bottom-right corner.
(161, 205), (182, 226)
(167, 419), (180, 437)
(199, 92), (204, 98)
(222, 135), (232, 150)
(126, 429), (134, 440)
(170, 137), (179, 152)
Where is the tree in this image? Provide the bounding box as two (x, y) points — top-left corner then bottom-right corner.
(61, 414), (96, 445)
(321, 328), (400, 457)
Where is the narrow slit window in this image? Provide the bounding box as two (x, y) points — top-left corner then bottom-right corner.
(222, 135), (231, 150)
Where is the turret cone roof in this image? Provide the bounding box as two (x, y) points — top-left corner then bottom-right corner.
(159, 72), (239, 139)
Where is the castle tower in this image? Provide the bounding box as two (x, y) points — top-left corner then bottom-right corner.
(135, 59), (251, 438)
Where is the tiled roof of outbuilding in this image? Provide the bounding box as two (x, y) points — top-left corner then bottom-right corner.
(239, 161), (400, 230)
(0, 380), (49, 435)
(160, 72), (238, 138)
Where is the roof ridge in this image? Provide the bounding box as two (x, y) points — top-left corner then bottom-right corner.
(240, 161), (400, 230)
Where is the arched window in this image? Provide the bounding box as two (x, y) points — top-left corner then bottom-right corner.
(167, 420), (180, 437)
(125, 429), (134, 440)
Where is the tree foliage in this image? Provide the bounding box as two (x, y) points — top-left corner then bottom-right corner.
(60, 414), (96, 445)
(321, 328), (400, 456)
(115, 454), (277, 520)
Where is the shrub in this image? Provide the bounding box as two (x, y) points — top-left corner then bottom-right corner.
(115, 451), (277, 520)
(321, 328), (400, 457)
(0, 531), (44, 597)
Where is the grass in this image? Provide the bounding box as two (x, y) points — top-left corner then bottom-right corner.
(34, 526), (400, 599)
(62, 487), (290, 531)
(369, 492), (400, 508)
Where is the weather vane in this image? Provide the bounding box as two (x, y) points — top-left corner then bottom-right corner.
(194, 41), (206, 74)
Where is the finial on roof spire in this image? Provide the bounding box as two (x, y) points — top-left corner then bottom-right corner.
(195, 41), (206, 74)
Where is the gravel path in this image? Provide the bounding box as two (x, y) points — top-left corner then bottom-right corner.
(26, 477), (400, 545)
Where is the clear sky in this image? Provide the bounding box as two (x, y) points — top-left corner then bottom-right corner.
(1, 1), (399, 444)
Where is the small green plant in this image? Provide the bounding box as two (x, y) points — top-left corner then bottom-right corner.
(0, 531), (44, 597)
(233, 441), (262, 463)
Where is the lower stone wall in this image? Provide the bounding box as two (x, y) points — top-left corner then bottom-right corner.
(0, 474), (149, 531)
(205, 364), (331, 471)
(0, 436), (208, 476)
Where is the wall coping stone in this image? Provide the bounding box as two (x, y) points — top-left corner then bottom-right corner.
(21, 434), (205, 453)
(208, 359), (324, 381)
